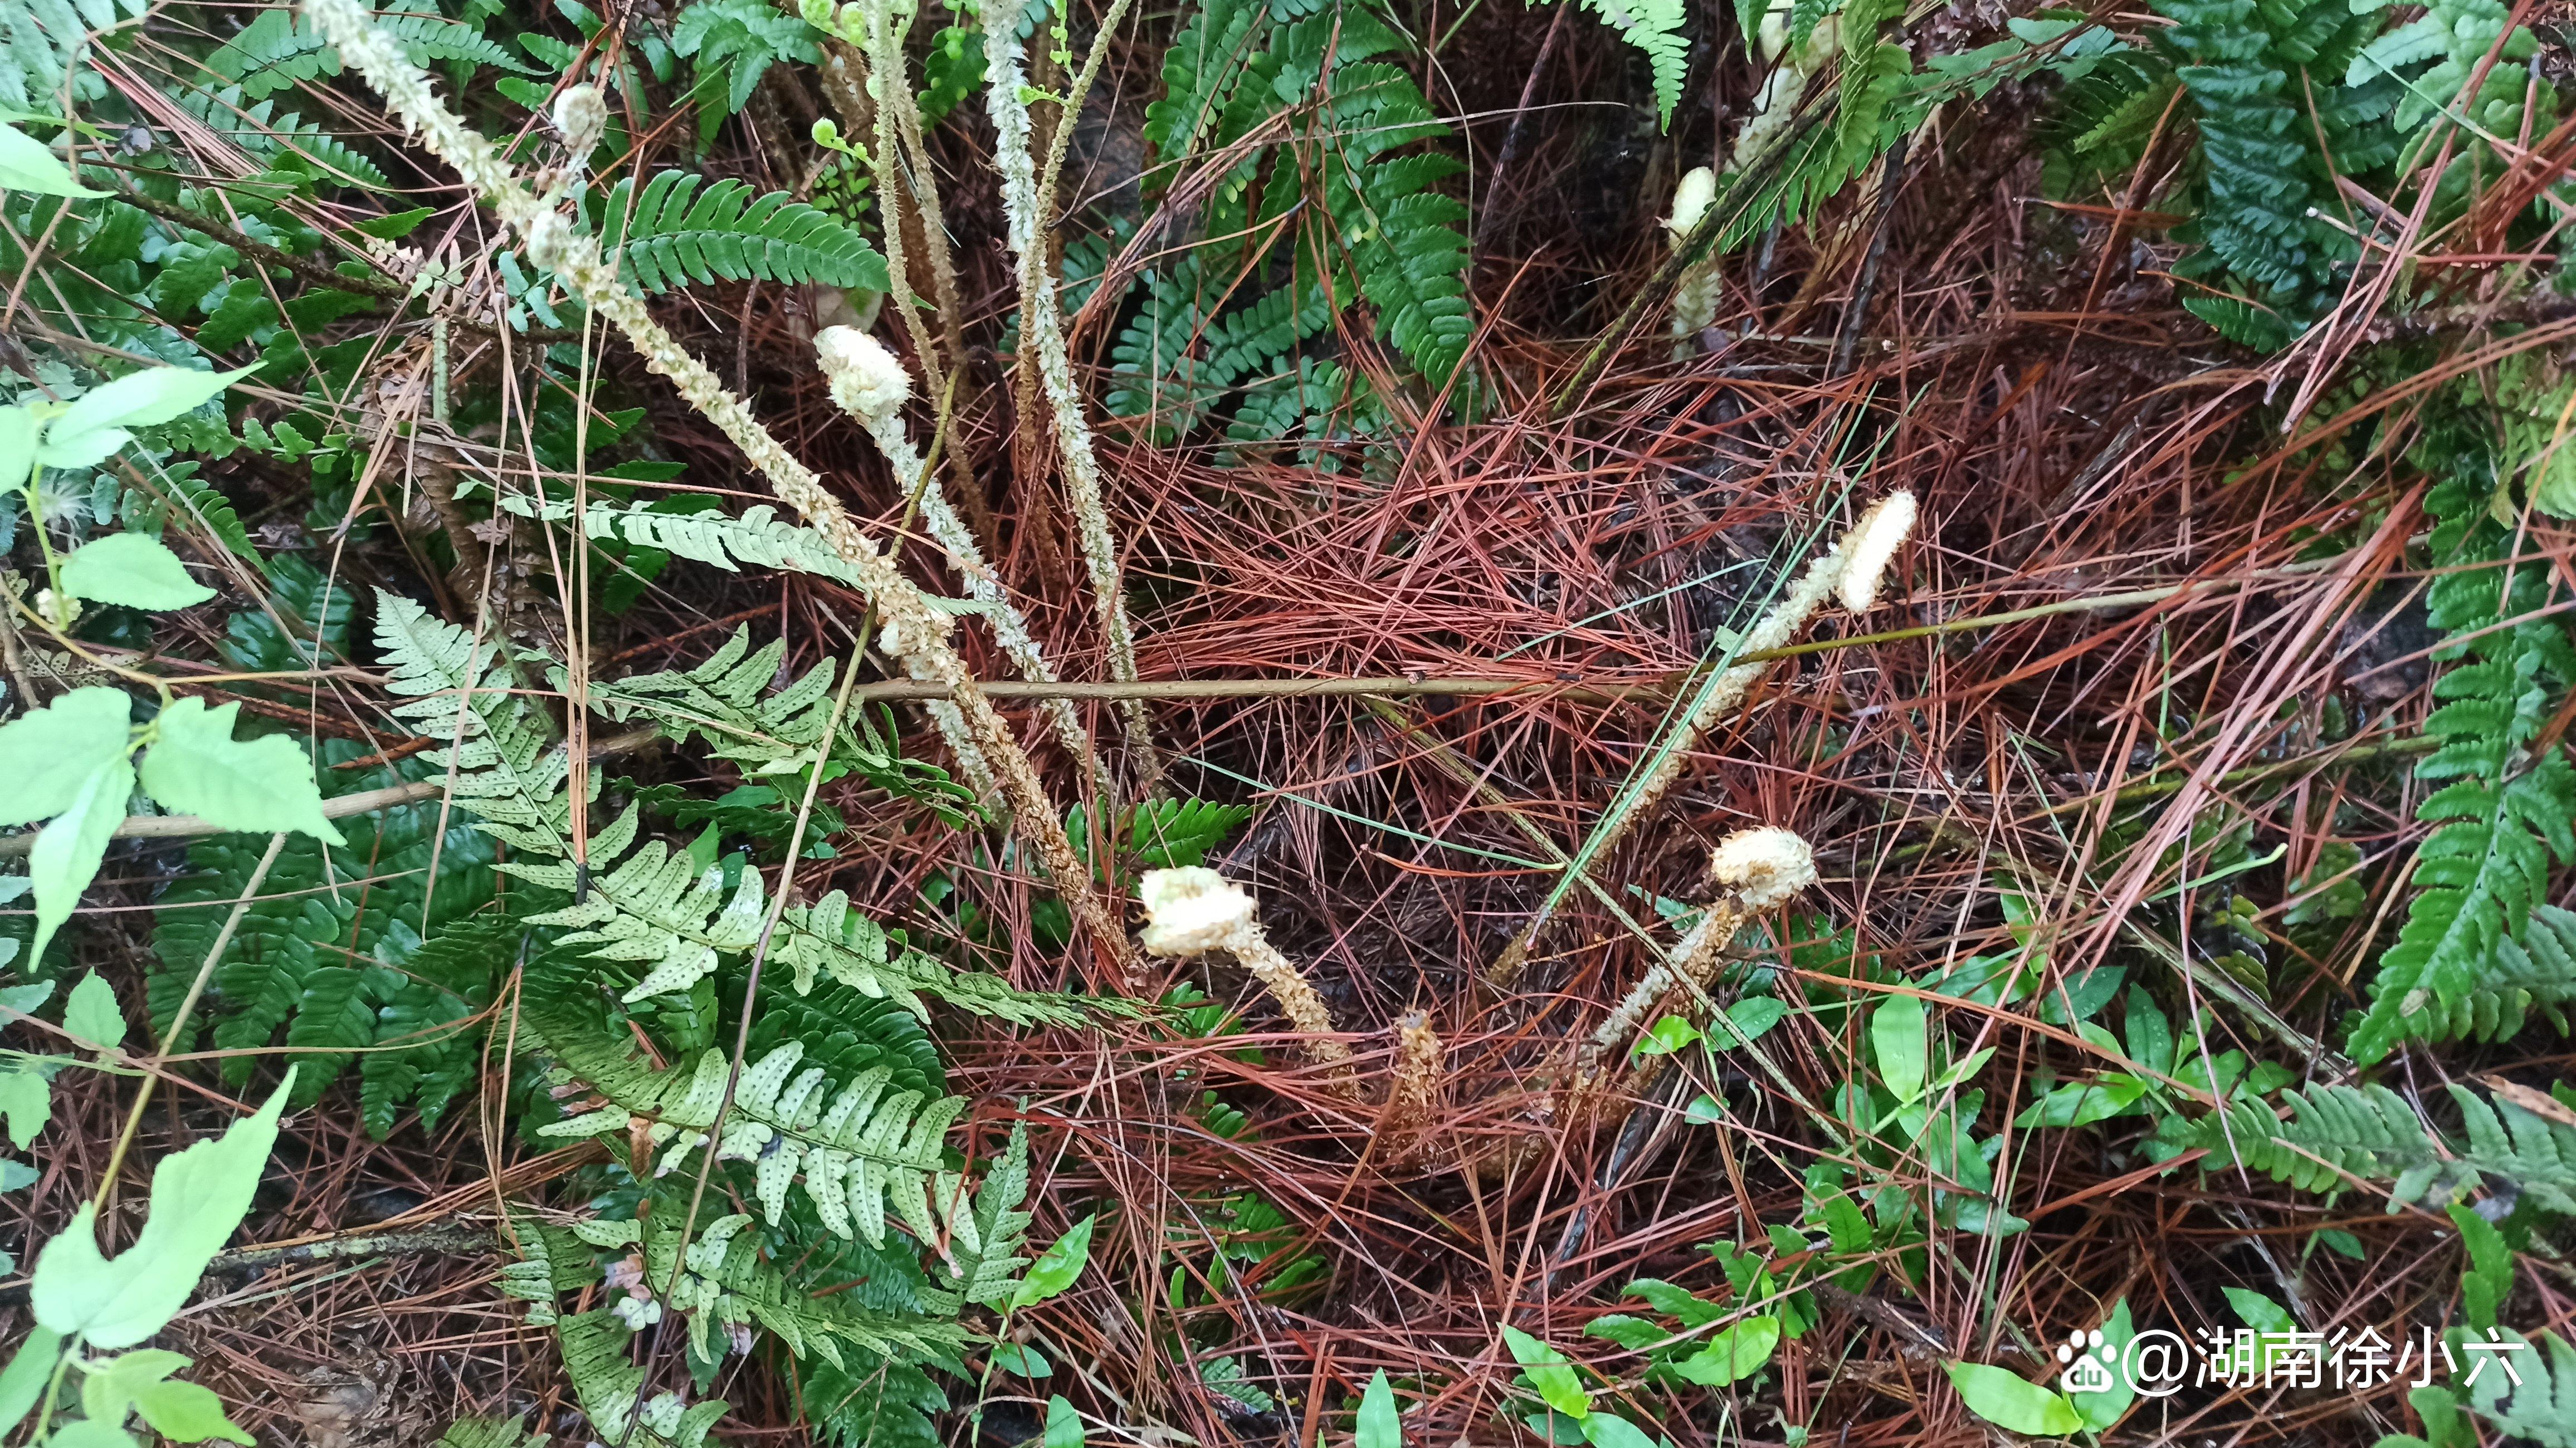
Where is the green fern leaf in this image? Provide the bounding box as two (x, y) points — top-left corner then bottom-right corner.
(124, 461), (264, 575)
(557, 1312), (729, 1448)
(434, 1417), (544, 1448)
(149, 741), (503, 1119)
(360, 914), (522, 1138)
(2353, 459), (2576, 1062)
(590, 173), (890, 297)
(519, 961), (967, 1248)
(1558, 0), (1690, 129)
(610, 1210), (969, 1367)
(2197, 1082), (2576, 1212)
(0, 0), (147, 112)
(202, 5), (530, 100)
(925, 1124), (1035, 1311)
(167, 84), (392, 191)
(1145, 0), (1269, 163)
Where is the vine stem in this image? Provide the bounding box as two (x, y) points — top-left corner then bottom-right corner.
(90, 831), (286, 1217)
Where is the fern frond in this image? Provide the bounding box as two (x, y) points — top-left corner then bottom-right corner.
(740, 975), (947, 1103)
(925, 1124), (1035, 1312)
(802, 1349), (947, 1448)
(2348, 0), (2549, 169)
(435, 1417), (545, 1448)
(498, 1214), (595, 1328)
(2149, 0), (2375, 332)
(577, 1212), (971, 1367)
(2463, 1332), (2576, 1446)
(1319, 63), (1473, 384)
(499, 496), (868, 588)
(0, 0), (147, 113)
(201, 4), (530, 100)
(2353, 463), (2576, 1063)
(589, 173), (891, 297)
(517, 804), (765, 1002)
(1144, 0), (1269, 164)
(377, 600), (1082, 1024)
(126, 461), (265, 573)
(2197, 1082), (2576, 1212)
(149, 740), (502, 1123)
(1555, 0), (1690, 129)
(584, 624), (978, 825)
(520, 966), (966, 1248)
(557, 1312), (729, 1448)
(167, 83), (393, 190)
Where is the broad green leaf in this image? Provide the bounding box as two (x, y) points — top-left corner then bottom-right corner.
(0, 687), (134, 827)
(2014, 1076), (2148, 1129)
(138, 699), (343, 844)
(83, 1348), (192, 1427)
(0, 1068), (49, 1149)
(0, 407), (37, 493)
(1718, 996), (1788, 1046)
(31, 1071), (294, 1347)
(1931, 1045), (1997, 1093)
(1011, 1214), (1094, 1308)
(63, 972), (124, 1050)
(1501, 1326), (1590, 1419)
(129, 1371), (248, 1444)
(28, 752), (134, 961)
(2224, 1287), (2294, 1336)
(39, 366), (253, 469)
(47, 1420), (142, 1448)
(62, 534), (218, 612)
(1582, 1315), (1666, 1351)
(0, 1326), (63, 1437)
(0, 123), (105, 197)
(0, 1160), (36, 1191)
(1946, 1363), (2081, 1436)
(1577, 1414), (1657, 1448)
(1674, 1315), (1779, 1387)
(1357, 1369), (1401, 1448)
(2123, 985), (2173, 1076)
(2076, 1299), (2137, 1432)
(1042, 1396), (1083, 1448)
(1633, 1015), (1701, 1058)
(991, 1343), (1051, 1378)
(1871, 995), (1926, 1102)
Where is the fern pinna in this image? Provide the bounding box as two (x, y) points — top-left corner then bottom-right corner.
(2350, 413), (2576, 1064)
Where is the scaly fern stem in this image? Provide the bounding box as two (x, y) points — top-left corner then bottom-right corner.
(986, 22), (1163, 786)
(845, 14), (998, 561)
(819, 334), (1107, 799)
(854, 6), (945, 413)
(300, 0), (1132, 971)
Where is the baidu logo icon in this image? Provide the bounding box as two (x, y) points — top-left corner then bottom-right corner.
(2056, 1330), (2117, 1395)
(2055, 1325), (2194, 1398)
